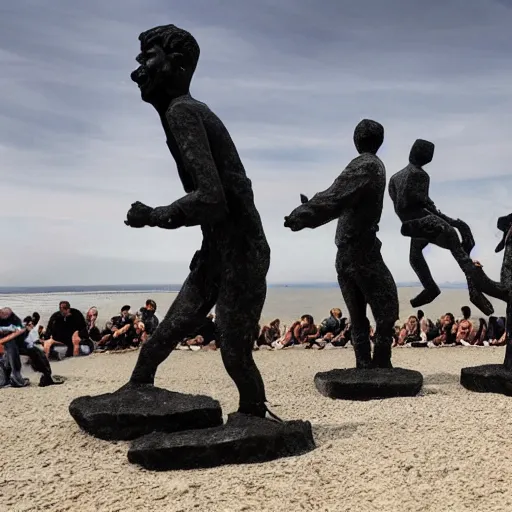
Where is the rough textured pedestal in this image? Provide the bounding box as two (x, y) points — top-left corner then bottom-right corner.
(460, 364), (512, 396)
(128, 412), (315, 471)
(69, 385), (223, 440)
(315, 368), (423, 400)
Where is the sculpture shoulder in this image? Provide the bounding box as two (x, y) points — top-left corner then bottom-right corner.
(348, 154), (385, 178)
(166, 96), (212, 125)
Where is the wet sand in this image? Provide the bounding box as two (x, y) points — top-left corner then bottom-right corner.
(2, 346), (512, 511)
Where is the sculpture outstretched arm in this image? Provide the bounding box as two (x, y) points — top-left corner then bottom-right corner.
(284, 165), (371, 231)
(149, 104), (228, 230)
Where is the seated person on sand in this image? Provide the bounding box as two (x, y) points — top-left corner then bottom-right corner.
(137, 299), (159, 338)
(457, 306), (473, 330)
(430, 313), (457, 346)
(319, 320), (351, 349)
(179, 313), (218, 351)
(273, 315), (319, 349)
(85, 307), (102, 343)
(21, 314), (63, 387)
(470, 318), (488, 346)
(256, 319), (281, 348)
(488, 330), (507, 347)
(485, 316), (506, 346)
(97, 306), (137, 352)
(43, 301), (93, 357)
(0, 308), (30, 387)
(455, 319), (476, 346)
(316, 308), (347, 343)
(397, 315), (424, 346)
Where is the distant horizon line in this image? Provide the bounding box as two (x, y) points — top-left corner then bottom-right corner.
(0, 281), (469, 295)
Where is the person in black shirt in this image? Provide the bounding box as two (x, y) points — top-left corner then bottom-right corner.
(44, 301), (91, 357)
(138, 299), (159, 338)
(106, 305), (136, 350)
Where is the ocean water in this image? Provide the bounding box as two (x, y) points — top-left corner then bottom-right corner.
(0, 286), (506, 329)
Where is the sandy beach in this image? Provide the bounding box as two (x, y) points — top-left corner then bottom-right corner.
(2, 346), (512, 512)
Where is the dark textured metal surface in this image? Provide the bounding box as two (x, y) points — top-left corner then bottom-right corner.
(285, 120), (398, 369)
(388, 139), (494, 315)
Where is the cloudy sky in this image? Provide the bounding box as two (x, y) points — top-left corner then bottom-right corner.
(1, 0), (511, 286)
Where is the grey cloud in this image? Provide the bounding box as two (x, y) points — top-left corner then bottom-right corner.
(1, 0), (511, 286)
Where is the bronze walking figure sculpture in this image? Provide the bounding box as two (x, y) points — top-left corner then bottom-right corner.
(285, 120), (423, 399)
(461, 213), (512, 395)
(388, 139), (494, 316)
(69, 24), (314, 470)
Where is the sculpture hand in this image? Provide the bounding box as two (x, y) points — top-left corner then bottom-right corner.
(454, 218), (475, 254)
(125, 201), (154, 228)
(284, 213), (304, 232)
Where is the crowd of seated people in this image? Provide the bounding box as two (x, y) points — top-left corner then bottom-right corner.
(1, 299), (509, 387)
(0, 298), (161, 388)
(392, 306), (507, 348)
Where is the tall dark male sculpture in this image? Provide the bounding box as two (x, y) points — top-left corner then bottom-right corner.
(69, 24), (314, 470)
(461, 213), (512, 395)
(285, 120), (423, 399)
(388, 139), (494, 316)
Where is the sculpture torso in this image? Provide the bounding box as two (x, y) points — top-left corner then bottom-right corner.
(388, 164), (431, 222)
(164, 96), (268, 249)
(335, 153), (385, 248)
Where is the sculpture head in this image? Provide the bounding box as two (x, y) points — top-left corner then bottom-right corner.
(353, 119), (384, 155)
(131, 24), (200, 108)
(409, 139), (435, 167)
(495, 213), (512, 253)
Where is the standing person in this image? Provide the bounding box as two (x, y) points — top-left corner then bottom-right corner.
(44, 301), (91, 357)
(284, 119), (399, 369)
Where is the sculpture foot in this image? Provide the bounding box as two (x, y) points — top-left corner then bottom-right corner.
(128, 412), (315, 471)
(410, 287), (441, 308)
(468, 290), (494, 316)
(460, 364), (512, 395)
(69, 384), (223, 440)
(314, 368), (423, 400)
(238, 401), (283, 422)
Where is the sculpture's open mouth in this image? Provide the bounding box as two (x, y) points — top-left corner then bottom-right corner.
(130, 66), (150, 89)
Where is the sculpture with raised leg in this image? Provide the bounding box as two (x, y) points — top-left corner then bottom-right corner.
(69, 24), (314, 470)
(284, 119), (423, 400)
(388, 139), (494, 316)
(460, 213), (512, 395)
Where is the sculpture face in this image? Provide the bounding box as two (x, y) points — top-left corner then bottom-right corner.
(131, 42), (172, 104)
(353, 119), (384, 154)
(409, 139), (435, 167)
(495, 213), (512, 253)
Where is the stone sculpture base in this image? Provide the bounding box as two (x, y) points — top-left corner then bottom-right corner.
(314, 368), (423, 400)
(460, 364), (512, 396)
(128, 412), (315, 471)
(69, 384), (223, 440)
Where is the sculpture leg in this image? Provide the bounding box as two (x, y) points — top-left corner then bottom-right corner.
(336, 250), (372, 369)
(409, 238), (441, 307)
(130, 249), (219, 385)
(356, 252), (399, 369)
(402, 215), (494, 314)
(503, 299), (512, 370)
(215, 247), (270, 417)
